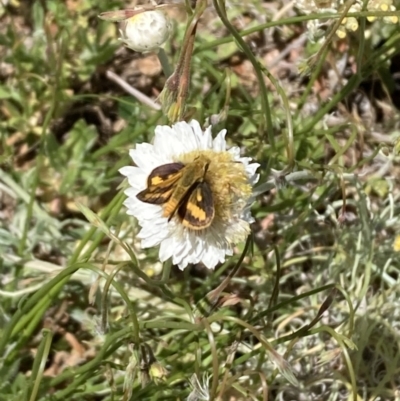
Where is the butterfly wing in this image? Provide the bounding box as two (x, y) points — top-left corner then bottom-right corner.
(136, 162), (184, 205)
(178, 181), (215, 230)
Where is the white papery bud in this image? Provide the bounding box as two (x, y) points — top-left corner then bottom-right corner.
(119, 10), (172, 53)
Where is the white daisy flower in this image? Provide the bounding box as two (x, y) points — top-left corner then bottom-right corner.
(119, 10), (172, 53)
(119, 120), (259, 270)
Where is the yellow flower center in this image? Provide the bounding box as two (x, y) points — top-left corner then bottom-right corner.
(175, 149), (253, 226)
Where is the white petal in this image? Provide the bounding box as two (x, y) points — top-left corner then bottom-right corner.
(141, 235), (163, 248)
(188, 120), (204, 139)
(162, 122), (196, 154)
(119, 166), (136, 178)
(122, 168), (147, 189)
(171, 236), (191, 265)
(153, 126), (186, 160)
(212, 129), (227, 152)
(124, 187), (139, 198)
(159, 237), (175, 261)
(247, 162), (260, 176)
(139, 221), (169, 247)
(174, 121), (192, 138)
(238, 156), (251, 166)
(177, 259), (189, 270)
(200, 125), (213, 149)
(249, 173), (260, 186)
(123, 197), (162, 223)
(228, 146), (241, 159)
(201, 247), (226, 269)
(129, 146), (161, 172)
(153, 124), (175, 138)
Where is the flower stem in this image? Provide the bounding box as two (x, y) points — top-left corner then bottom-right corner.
(212, 0), (274, 149)
(160, 0), (207, 122)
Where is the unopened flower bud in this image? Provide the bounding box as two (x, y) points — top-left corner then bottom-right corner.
(159, 73), (186, 122)
(119, 10), (172, 53)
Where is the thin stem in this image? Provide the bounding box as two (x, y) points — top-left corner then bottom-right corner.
(253, 170), (362, 196)
(212, 0), (274, 149)
(197, 11), (400, 53)
(106, 70), (161, 110)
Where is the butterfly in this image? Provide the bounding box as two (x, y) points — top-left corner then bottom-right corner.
(136, 155), (215, 230)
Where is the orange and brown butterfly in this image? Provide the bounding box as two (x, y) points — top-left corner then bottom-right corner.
(136, 155), (215, 230)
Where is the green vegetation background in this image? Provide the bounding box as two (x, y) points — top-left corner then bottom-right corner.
(1, 0), (400, 400)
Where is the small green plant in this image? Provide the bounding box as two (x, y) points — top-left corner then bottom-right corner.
(1, 0), (400, 400)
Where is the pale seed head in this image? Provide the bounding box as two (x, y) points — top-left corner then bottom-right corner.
(119, 10), (172, 53)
